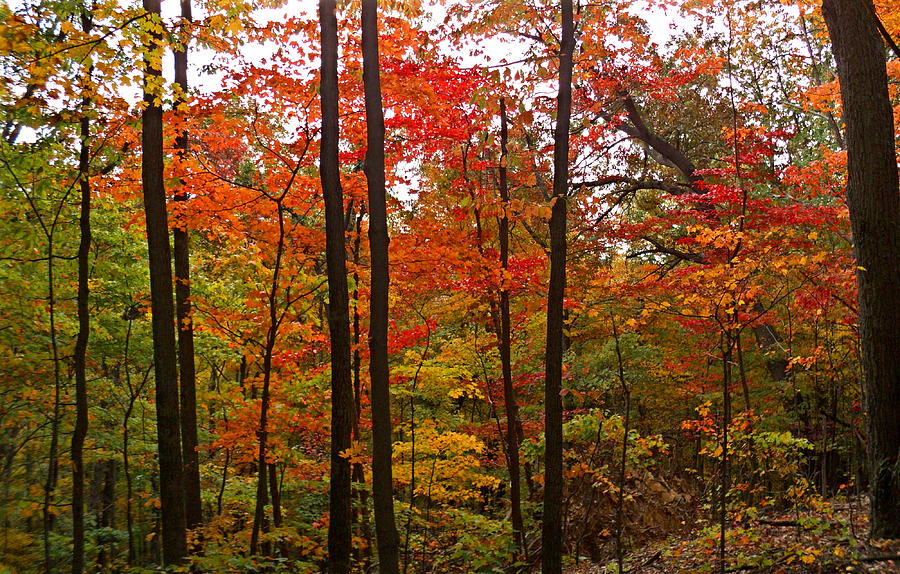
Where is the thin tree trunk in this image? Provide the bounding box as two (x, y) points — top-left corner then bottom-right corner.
(542, 2), (574, 571)
(173, 0), (202, 532)
(96, 460), (117, 568)
(719, 335), (733, 574)
(736, 332), (751, 412)
(42, 239), (61, 574)
(121, 320), (140, 565)
(250, 201), (286, 555)
(71, 11), (93, 571)
(361, 1), (400, 572)
(268, 462), (282, 529)
(823, 0), (900, 540)
(321, 2), (354, 571)
(351, 208), (373, 567)
(498, 98), (525, 560)
(217, 448), (230, 516)
(611, 317), (630, 574)
(141, 0), (187, 563)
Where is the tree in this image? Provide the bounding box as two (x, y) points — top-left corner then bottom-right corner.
(498, 97), (525, 558)
(70, 8), (93, 572)
(320, 1), (354, 571)
(822, 0), (900, 539)
(361, 1), (401, 572)
(141, 0), (187, 563)
(172, 0), (203, 532)
(543, 0), (574, 571)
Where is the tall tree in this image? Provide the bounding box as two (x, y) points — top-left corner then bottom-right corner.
(249, 193), (288, 556)
(70, 9), (93, 573)
(320, 1), (354, 571)
(498, 97), (525, 558)
(543, 1), (574, 571)
(141, 0), (187, 563)
(361, 1), (401, 572)
(822, 0), (900, 539)
(173, 0), (203, 532)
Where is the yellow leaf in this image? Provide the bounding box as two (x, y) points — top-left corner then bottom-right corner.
(225, 18), (242, 35)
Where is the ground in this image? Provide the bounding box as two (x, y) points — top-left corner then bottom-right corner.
(567, 497), (900, 573)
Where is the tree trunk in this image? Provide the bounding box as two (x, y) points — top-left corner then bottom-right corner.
(498, 98), (526, 559)
(250, 202), (286, 555)
(269, 462), (282, 528)
(96, 460), (117, 569)
(142, 0), (187, 563)
(543, 2), (574, 571)
(173, 0), (203, 532)
(351, 208), (374, 567)
(361, 2), (401, 572)
(42, 239), (61, 574)
(321, 1), (354, 571)
(71, 11), (93, 572)
(822, 0), (900, 539)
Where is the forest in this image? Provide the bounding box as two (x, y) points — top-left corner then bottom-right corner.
(1, 0), (899, 572)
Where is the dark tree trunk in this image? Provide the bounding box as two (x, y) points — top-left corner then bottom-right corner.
(121, 320), (141, 565)
(268, 462), (282, 528)
(142, 0), (187, 563)
(173, 0), (203, 532)
(718, 336), (734, 574)
(96, 460), (117, 569)
(498, 98), (525, 559)
(320, 1), (354, 571)
(351, 209), (374, 567)
(823, 0), (900, 539)
(543, 2), (574, 571)
(42, 234), (61, 574)
(71, 11), (93, 572)
(250, 202), (286, 555)
(361, 2), (401, 572)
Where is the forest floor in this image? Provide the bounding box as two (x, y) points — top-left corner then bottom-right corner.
(568, 497), (900, 573)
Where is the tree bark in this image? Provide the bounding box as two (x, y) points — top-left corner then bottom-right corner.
(543, 2), (574, 571)
(173, 0), (203, 532)
(362, 2), (401, 572)
(142, 0), (187, 563)
(320, 1), (354, 571)
(822, 0), (900, 539)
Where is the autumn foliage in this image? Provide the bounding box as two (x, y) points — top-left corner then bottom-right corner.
(0, 0), (898, 572)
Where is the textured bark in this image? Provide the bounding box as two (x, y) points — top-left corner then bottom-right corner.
(823, 0), (900, 539)
(142, 0), (187, 563)
(71, 12), (92, 572)
(362, 2), (401, 572)
(321, 1), (354, 571)
(172, 0), (202, 532)
(542, 2), (574, 571)
(621, 96), (701, 188)
(498, 98), (525, 558)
